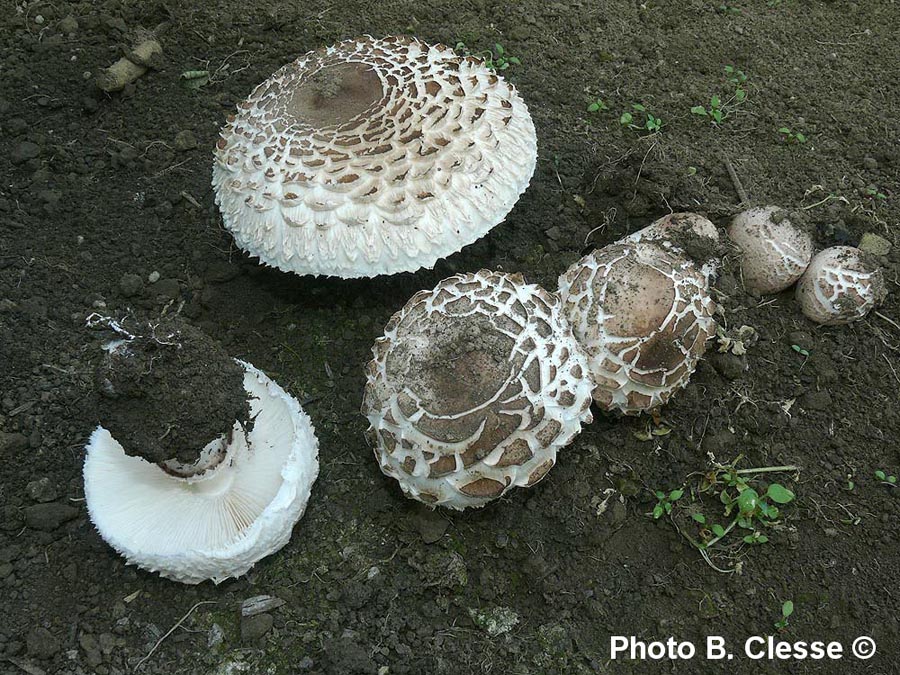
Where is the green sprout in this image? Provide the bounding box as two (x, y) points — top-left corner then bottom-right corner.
(865, 187), (887, 201)
(586, 98), (609, 113)
(778, 127), (807, 144)
(875, 469), (898, 485)
(692, 95), (725, 125)
(454, 42), (521, 71)
(775, 600), (794, 630)
(651, 488), (684, 519)
(621, 103), (663, 133)
(791, 344), (810, 358)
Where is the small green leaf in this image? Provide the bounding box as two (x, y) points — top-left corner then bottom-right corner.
(655, 490), (666, 499)
(588, 102), (600, 112)
(692, 513), (706, 524)
(495, 43), (504, 55)
(757, 534), (769, 543)
(890, 475), (898, 484)
(653, 504), (664, 519)
(737, 487), (760, 514)
(711, 524), (726, 537)
(735, 88), (746, 102)
(710, 95), (721, 108)
(767, 484), (795, 504)
(651, 426), (671, 436)
(632, 103), (646, 111)
(795, 133), (807, 143)
(669, 489), (684, 501)
(875, 470), (886, 480)
(778, 127), (791, 134)
(508, 56), (521, 65)
(743, 534), (756, 544)
(691, 106), (707, 115)
(620, 112), (633, 125)
(782, 600), (794, 618)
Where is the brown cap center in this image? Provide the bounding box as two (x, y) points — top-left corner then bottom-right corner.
(287, 61), (383, 127)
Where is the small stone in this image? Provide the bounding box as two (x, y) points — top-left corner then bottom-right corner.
(858, 232), (891, 257)
(412, 507), (448, 544)
(241, 595), (285, 617)
(79, 632), (103, 667)
(148, 271), (160, 283)
(11, 141), (41, 165)
(174, 130), (198, 151)
(0, 432), (28, 456)
(240, 613), (274, 642)
(24, 502), (79, 531)
(26, 477), (58, 503)
(58, 15), (79, 33)
(208, 623), (225, 648)
(26, 627), (60, 659)
(119, 273), (143, 298)
(800, 390), (832, 412)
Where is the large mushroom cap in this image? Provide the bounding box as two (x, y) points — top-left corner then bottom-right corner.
(727, 206), (813, 294)
(796, 246), (886, 325)
(83, 361), (319, 584)
(558, 242), (716, 415)
(362, 270), (593, 510)
(213, 36), (537, 278)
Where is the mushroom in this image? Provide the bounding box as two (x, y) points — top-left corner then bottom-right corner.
(558, 242), (716, 415)
(362, 270), (594, 510)
(83, 361), (319, 584)
(727, 206), (813, 294)
(213, 36), (537, 278)
(796, 246), (886, 325)
(623, 212), (721, 280)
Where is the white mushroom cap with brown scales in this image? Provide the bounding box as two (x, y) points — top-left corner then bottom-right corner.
(558, 242), (716, 415)
(83, 361), (319, 584)
(727, 206), (813, 294)
(623, 212), (721, 280)
(213, 36), (537, 278)
(796, 246), (886, 325)
(362, 270), (594, 510)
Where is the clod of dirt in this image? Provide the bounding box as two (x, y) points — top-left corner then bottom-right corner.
(93, 317), (249, 464)
(558, 242), (716, 415)
(362, 269), (594, 510)
(212, 36), (537, 278)
(796, 246), (886, 325)
(84, 361), (320, 584)
(624, 212), (722, 280)
(727, 205), (813, 295)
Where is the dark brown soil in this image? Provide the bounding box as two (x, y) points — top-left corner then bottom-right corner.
(93, 316), (249, 464)
(1, 1), (898, 674)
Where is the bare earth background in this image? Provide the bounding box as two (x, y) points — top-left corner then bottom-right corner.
(1, 0), (898, 673)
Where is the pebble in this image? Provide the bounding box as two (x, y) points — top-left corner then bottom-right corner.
(174, 130), (198, 151)
(240, 613), (274, 642)
(26, 477), (58, 503)
(24, 502), (79, 531)
(118, 273), (144, 298)
(11, 141), (41, 165)
(148, 271), (160, 283)
(26, 627), (60, 659)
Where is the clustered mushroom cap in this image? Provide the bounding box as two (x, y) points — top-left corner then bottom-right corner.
(213, 36), (537, 278)
(558, 242), (716, 415)
(83, 361), (319, 584)
(727, 206), (813, 295)
(624, 212), (721, 280)
(796, 246), (886, 325)
(362, 270), (594, 510)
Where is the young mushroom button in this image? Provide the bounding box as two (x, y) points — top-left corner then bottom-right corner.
(213, 36), (538, 278)
(558, 242), (716, 415)
(362, 270), (594, 510)
(796, 246), (886, 325)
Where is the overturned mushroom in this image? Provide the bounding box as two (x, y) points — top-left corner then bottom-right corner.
(624, 212), (721, 280)
(727, 206), (813, 294)
(84, 361), (319, 584)
(213, 36), (537, 278)
(796, 246), (886, 325)
(362, 270), (593, 510)
(558, 242), (716, 415)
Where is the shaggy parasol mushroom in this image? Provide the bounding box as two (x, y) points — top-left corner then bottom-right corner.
(727, 206), (813, 294)
(624, 212), (721, 280)
(362, 270), (594, 510)
(84, 360), (319, 584)
(558, 242), (716, 415)
(213, 36), (537, 278)
(796, 246), (886, 325)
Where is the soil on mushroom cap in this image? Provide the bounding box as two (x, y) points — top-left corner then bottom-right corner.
(94, 318), (250, 464)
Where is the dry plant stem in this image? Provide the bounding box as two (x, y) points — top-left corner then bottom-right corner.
(722, 153), (749, 206)
(733, 465), (799, 475)
(134, 600), (217, 671)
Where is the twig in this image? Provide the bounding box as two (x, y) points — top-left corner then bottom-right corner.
(733, 465), (799, 475)
(134, 600), (217, 671)
(722, 153), (748, 206)
(875, 311), (900, 333)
